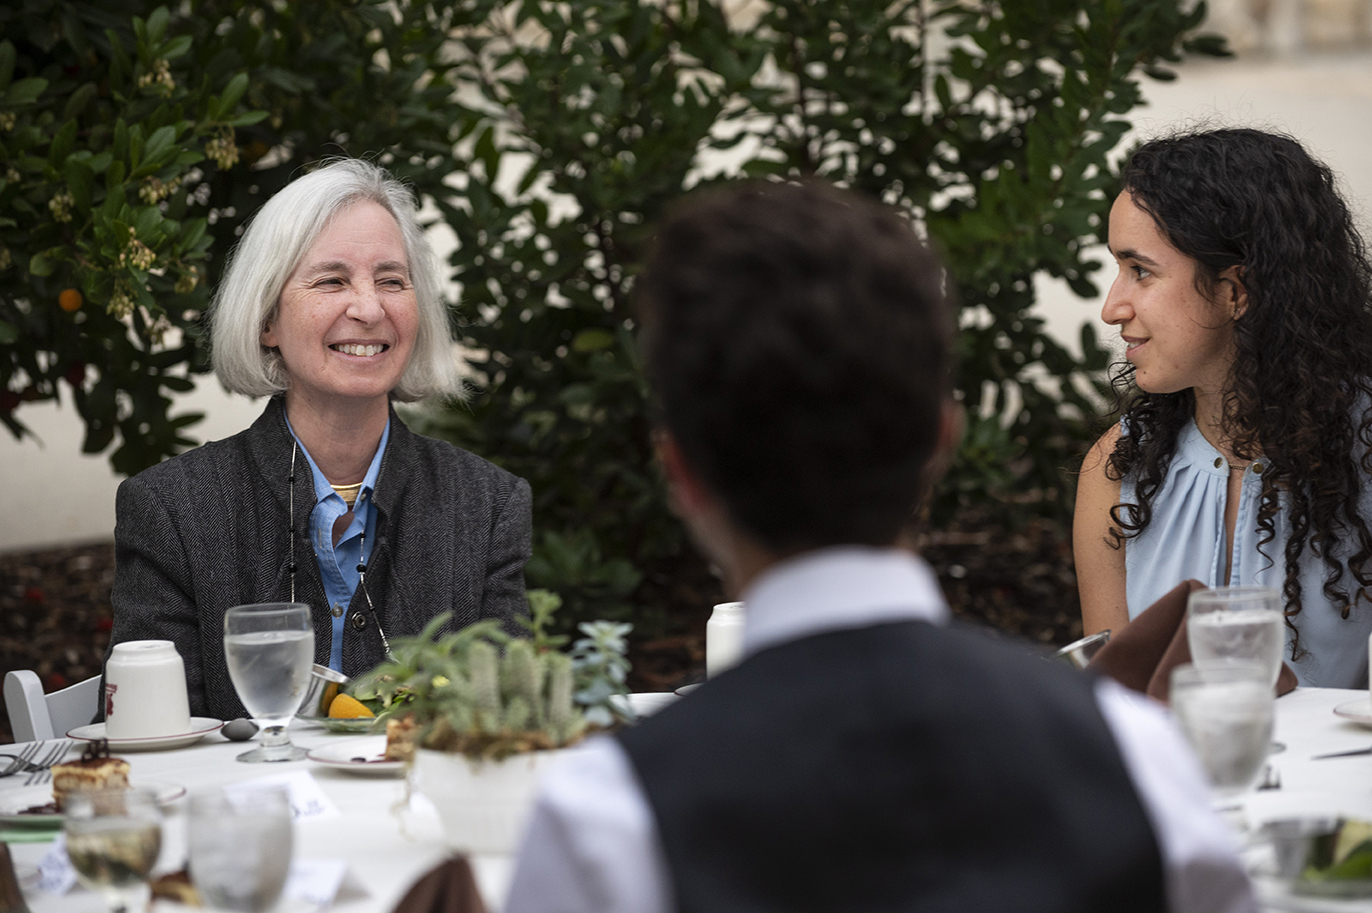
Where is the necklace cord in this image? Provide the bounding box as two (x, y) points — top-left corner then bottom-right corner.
(287, 438), (392, 659)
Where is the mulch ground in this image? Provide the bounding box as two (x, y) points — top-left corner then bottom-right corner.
(0, 516), (1083, 744)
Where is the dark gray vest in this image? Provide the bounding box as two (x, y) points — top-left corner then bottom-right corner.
(618, 621), (1165, 913)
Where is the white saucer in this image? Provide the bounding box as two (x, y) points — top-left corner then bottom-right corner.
(67, 718), (224, 751)
(627, 692), (679, 717)
(307, 736), (402, 776)
(1332, 700), (1372, 729)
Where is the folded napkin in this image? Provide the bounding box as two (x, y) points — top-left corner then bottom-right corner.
(1087, 578), (1298, 703)
(391, 856), (485, 913)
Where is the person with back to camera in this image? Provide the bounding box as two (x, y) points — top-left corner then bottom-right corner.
(1074, 128), (1372, 688)
(107, 159), (532, 722)
(502, 180), (1254, 913)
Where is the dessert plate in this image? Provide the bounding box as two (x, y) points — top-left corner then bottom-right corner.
(307, 736), (402, 776)
(1332, 700), (1372, 730)
(67, 718), (224, 751)
(0, 780), (185, 826)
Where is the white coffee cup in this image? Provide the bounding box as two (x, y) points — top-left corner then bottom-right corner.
(105, 640), (192, 739)
(706, 601), (746, 678)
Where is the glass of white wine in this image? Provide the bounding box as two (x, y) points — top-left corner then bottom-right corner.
(63, 787), (163, 913)
(224, 602), (315, 763)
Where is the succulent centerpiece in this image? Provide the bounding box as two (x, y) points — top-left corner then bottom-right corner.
(354, 591), (633, 760)
(350, 592), (633, 853)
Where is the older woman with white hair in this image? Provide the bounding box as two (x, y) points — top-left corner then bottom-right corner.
(107, 159), (532, 722)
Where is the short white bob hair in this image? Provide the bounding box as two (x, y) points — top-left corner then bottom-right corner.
(210, 158), (463, 402)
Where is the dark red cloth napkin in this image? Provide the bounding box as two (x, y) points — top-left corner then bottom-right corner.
(1087, 578), (1298, 704)
(391, 857), (486, 913)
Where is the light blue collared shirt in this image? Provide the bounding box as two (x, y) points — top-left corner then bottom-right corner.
(285, 415), (390, 671)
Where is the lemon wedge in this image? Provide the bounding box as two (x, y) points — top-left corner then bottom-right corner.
(328, 694), (375, 719)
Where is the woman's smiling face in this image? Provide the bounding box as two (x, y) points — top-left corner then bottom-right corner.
(1101, 191), (1242, 398)
(261, 200), (419, 413)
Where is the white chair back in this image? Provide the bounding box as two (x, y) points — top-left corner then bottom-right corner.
(4, 670), (100, 743)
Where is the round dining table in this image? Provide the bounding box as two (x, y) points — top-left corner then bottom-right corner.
(5, 687), (1372, 912)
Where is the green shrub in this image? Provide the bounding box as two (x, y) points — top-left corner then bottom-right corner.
(2, 0), (1227, 635)
(407, 0), (1229, 630)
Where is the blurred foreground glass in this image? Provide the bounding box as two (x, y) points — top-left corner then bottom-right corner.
(223, 603), (315, 762)
(1171, 662), (1274, 805)
(187, 786), (293, 912)
(63, 787), (162, 913)
(1187, 586), (1283, 687)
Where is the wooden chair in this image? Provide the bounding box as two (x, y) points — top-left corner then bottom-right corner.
(3, 670), (100, 742)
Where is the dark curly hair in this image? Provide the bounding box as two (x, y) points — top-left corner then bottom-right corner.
(1106, 128), (1372, 655)
(639, 180), (953, 552)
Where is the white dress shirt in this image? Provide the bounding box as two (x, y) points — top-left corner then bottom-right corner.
(505, 547), (1256, 913)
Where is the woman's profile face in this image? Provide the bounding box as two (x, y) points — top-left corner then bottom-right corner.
(261, 200), (419, 413)
(1101, 191), (1240, 398)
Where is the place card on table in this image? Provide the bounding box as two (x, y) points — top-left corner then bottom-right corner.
(284, 858), (351, 907)
(226, 770), (341, 821)
(36, 834), (77, 895)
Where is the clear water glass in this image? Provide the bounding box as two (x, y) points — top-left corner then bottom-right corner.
(188, 786), (293, 912)
(1170, 661), (1274, 807)
(1187, 586), (1284, 687)
(63, 787), (163, 913)
(223, 602), (315, 762)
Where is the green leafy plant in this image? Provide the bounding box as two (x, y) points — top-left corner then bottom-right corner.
(405, 0), (1230, 630)
(5, 0), (1229, 640)
(0, 3), (264, 471)
(354, 609), (633, 761)
(2, 0), (471, 472)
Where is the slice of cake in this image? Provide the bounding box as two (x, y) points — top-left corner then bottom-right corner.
(384, 716), (418, 763)
(51, 742), (131, 810)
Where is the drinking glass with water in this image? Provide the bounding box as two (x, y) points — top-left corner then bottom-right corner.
(223, 602), (315, 762)
(188, 786), (293, 912)
(1186, 586), (1284, 687)
(1170, 661), (1274, 821)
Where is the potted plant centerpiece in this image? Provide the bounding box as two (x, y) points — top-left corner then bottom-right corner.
(352, 591), (633, 853)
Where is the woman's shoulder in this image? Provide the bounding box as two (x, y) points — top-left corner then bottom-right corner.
(121, 423), (260, 495)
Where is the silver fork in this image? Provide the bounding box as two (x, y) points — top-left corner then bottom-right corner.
(23, 741), (71, 786)
(0, 741), (43, 777)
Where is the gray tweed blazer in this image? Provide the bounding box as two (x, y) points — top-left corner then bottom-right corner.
(107, 397), (532, 721)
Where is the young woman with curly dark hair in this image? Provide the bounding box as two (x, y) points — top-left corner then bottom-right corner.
(1074, 127), (1372, 687)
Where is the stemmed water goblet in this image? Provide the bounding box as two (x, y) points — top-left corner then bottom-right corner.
(1170, 661), (1274, 831)
(63, 787), (163, 913)
(223, 602), (315, 762)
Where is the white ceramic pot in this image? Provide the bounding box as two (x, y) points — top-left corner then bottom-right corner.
(413, 747), (565, 854)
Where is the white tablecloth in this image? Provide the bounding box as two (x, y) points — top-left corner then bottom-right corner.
(3, 721), (513, 913)
(7, 687), (1372, 913)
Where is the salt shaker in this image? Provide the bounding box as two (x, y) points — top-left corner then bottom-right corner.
(706, 601), (746, 677)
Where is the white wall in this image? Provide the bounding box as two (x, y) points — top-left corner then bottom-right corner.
(5, 50), (1372, 554)
(1034, 52), (1372, 361)
(0, 385), (263, 553)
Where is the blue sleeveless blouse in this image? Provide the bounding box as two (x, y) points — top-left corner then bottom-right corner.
(1121, 419), (1372, 688)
